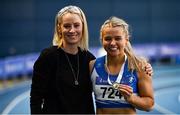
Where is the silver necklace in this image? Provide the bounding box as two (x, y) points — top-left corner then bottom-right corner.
(64, 52), (79, 85)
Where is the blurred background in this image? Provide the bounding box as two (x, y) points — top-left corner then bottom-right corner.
(0, 0), (180, 114)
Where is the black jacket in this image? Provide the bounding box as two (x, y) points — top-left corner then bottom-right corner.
(30, 46), (95, 114)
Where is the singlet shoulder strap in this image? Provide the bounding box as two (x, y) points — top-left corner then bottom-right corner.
(94, 56), (106, 77)
(94, 56), (105, 66)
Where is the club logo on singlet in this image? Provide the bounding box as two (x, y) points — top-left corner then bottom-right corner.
(121, 74), (136, 86)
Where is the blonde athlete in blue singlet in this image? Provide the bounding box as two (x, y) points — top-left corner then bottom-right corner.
(90, 16), (154, 114)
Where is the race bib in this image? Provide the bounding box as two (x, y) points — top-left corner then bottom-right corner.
(95, 85), (126, 102)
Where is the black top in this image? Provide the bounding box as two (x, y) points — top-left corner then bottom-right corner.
(30, 46), (96, 114)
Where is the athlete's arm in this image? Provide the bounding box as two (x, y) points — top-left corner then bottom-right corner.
(119, 68), (154, 111)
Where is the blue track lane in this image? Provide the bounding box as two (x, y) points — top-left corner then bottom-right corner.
(0, 81), (31, 114)
(0, 65), (180, 114)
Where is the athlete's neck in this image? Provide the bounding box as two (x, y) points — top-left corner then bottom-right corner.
(107, 54), (125, 66)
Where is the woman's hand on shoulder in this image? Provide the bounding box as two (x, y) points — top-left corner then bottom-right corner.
(144, 63), (153, 77)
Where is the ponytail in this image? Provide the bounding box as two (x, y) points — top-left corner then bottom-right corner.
(124, 41), (147, 72)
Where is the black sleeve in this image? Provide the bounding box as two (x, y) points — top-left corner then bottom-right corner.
(86, 50), (96, 62)
(30, 48), (55, 114)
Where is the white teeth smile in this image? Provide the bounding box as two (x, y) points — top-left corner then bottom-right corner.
(109, 47), (118, 51)
(68, 35), (76, 36)
(68, 35), (76, 38)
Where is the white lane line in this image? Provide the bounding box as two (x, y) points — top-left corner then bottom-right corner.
(2, 90), (30, 114)
(154, 86), (180, 114)
(178, 94), (180, 103)
(154, 103), (175, 114)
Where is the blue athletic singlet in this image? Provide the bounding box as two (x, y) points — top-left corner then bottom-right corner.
(91, 55), (138, 108)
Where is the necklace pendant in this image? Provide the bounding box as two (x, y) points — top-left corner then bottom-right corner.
(75, 80), (79, 85)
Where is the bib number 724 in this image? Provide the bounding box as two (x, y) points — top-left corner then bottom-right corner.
(100, 87), (122, 99)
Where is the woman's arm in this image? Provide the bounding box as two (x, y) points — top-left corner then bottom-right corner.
(89, 60), (95, 75)
(130, 70), (154, 111)
(118, 68), (154, 111)
(119, 64), (154, 111)
(30, 48), (55, 114)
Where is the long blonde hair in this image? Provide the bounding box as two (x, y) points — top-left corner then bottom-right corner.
(52, 5), (89, 50)
(100, 16), (147, 72)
